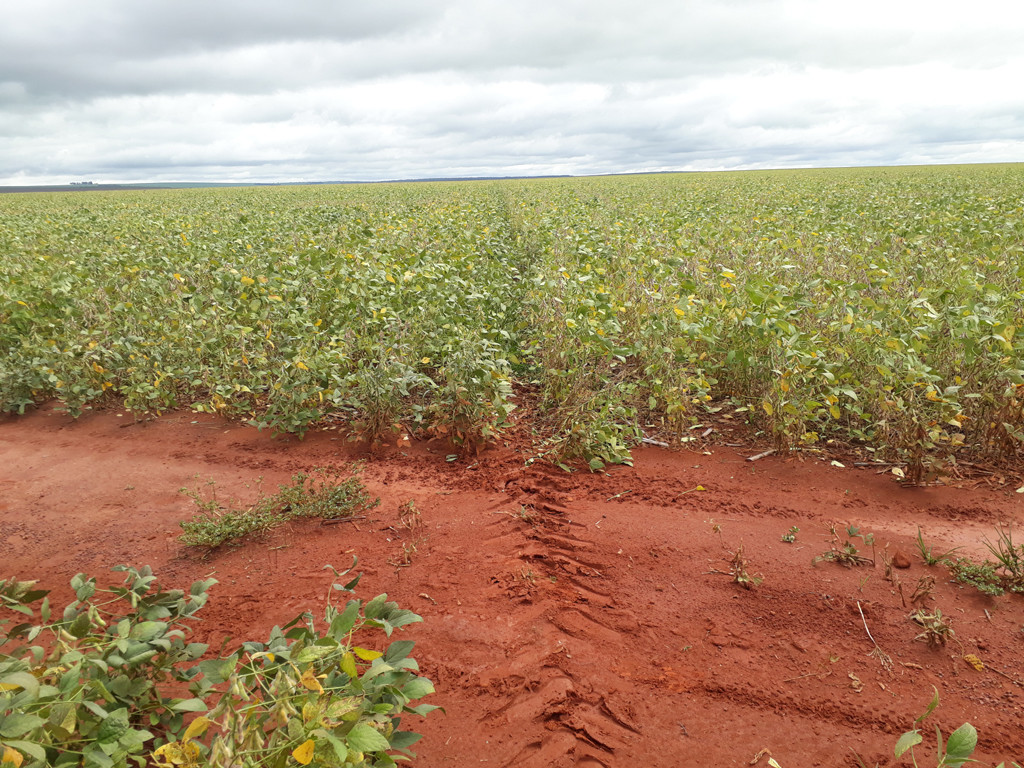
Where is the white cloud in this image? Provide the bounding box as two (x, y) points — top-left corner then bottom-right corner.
(1, 0), (1022, 183)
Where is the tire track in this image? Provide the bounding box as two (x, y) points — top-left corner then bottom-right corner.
(476, 467), (643, 767)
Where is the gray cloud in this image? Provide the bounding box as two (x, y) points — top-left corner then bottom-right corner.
(1, 0), (1022, 184)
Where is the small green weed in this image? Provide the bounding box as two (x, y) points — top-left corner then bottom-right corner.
(916, 527), (961, 566)
(813, 524), (874, 567)
(948, 557), (1005, 596)
(852, 686), (1020, 768)
(780, 526), (799, 543)
(983, 525), (1024, 593)
(910, 609), (954, 649)
(179, 466), (378, 547)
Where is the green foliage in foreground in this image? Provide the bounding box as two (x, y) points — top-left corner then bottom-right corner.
(2, 165), (1023, 469)
(0, 563), (437, 767)
(179, 466), (379, 548)
(853, 687), (1019, 768)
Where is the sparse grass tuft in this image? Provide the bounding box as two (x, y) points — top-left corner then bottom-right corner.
(915, 526), (961, 566)
(179, 466), (378, 547)
(983, 524), (1024, 593)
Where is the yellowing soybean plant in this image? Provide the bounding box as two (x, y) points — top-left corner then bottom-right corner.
(2, 165), (1023, 475)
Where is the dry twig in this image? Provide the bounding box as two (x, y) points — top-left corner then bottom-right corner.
(857, 601), (894, 672)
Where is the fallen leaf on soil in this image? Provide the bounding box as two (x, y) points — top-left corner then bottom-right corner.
(750, 748), (780, 765)
(849, 672), (863, 692)
(964, 654), (985, 671)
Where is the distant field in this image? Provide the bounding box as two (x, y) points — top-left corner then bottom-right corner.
(2, 165), (1022, 473)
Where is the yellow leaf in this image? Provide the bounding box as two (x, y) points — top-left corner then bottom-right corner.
(672, 306), (684, 317)
(302, 702), (321, 725)
(963, 654), (984, 671)
(340, 651), (358, 678)
(385, 273), (396, 284)
(300, 667), (324, 693)
(292, 740), (316, 765)
(2, 746), (24, 768)
(184, 716), (211, 740)
(352, 646), (382, 662)
(241, 276), (255, 285)
(152, 741), (200, 767)
(421, 357), (431, 365)
(295, 361), (309, 371)
(762, 400), (774, 416)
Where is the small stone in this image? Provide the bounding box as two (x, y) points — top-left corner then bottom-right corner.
(892, 550), (912, 569)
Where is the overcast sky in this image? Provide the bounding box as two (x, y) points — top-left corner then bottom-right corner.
(2, 0), (1022, 184)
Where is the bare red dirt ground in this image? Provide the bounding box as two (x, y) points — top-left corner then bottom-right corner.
(2, 403), (1023, 767)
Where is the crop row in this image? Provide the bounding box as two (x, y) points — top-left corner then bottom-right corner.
(2, 165), (1022, 471)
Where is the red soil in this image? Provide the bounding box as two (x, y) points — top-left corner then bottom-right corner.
(2, 404), (1023, 767)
